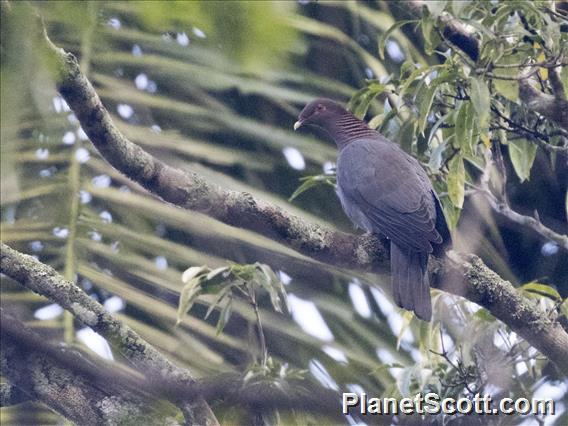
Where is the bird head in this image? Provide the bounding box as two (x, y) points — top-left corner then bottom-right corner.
(294, 98), (347, 131)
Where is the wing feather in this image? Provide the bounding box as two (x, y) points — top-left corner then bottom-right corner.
(337, 138), (439, 252)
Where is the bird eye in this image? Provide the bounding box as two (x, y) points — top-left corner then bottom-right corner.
(316, 104), (324, 111)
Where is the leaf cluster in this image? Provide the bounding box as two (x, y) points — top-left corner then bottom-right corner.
(177, 262), (288, 334)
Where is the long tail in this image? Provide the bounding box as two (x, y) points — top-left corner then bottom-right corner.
(391, 242), (431, 321)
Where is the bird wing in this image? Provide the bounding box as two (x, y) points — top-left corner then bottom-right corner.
(337, 137), (441, 253)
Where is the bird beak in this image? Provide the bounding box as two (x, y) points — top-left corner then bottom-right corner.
(293, 120), (302, 131)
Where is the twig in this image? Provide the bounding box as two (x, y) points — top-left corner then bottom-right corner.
(491, 106), (568, 154)
(482, 67), (540, 81)
(541, 6), (568, 21)
(491, 61), (567, 69)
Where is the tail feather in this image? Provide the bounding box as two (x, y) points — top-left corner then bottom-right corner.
(391, 242), (431, 321)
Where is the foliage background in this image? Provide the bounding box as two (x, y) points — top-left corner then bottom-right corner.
(1, 1), (567, 424)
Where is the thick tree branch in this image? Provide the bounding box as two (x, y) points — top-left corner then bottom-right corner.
(435, 254), (568, 376)
(1, 309), (180, 425)
(33, 29), (568, 375)
(0, 382), (30, 407)
(0, 244), (219, 426)
(404, 0), (480, 62)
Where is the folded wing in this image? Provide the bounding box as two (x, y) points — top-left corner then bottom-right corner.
(337, 138), (441, 252)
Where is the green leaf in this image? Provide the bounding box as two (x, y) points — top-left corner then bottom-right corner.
(561, 66), (568, 99)
(181, 265), (209, 284)
(262, 264), (289, 312)
(376, 107), (399, 134)
(425, 1), (447, 18)
(440, 197), (461, 230)
(428, 140), (446, 172)
(450, 0), (469, 16)
(473, 309), (496, 322)
(216, 298), (233, 334)
(204, 285), (234, 319)
(455, 102), (476, 154)
(288, 174), (335, 201)
(378, 20), (417, 60)
(256, 263), (283, 313)
(493, 79), (519, 103)
(416, 71), (455, 138)
(447, 154), (465, 208)
(347, 81), (386, 119)
(400, 64), (443, 96)
(176, 277), (204, 325)
(469, 77), (490, 130)
(426, 113), (450, 151)
(418, 83), (438, 135)
(520, 282), (561, 302)
(421, 9), (435, 54)
(235, 263), (258, 282)
(206, 266), (230, 281)
(396, 311), (414, 350)
(202, 266), (231, 294)
(492, 53), (524, 102)
(509, 138), (537, 182)
(398, 118), (416, 153)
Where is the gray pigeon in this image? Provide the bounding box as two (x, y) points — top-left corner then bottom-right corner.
(294, 98), (451, 321)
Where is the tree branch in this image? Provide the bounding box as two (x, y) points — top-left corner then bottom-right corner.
(481, 189), (568, 250)
(478, 149), (568, 250)
(549, 67), (567, 102)
(0, 382), (30, 407)
(1, 309), (181, 425)
(491, 104), (568, 154)
(0, 244), (219, 426)
(519, 77), (568, 132)
(31, 26), (568, 375)
(1, 306), (341, 422)
(434, 253), (568, 376)
(404, 0), (480, 62)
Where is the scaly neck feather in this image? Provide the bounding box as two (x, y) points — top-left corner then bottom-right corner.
(328, 112), (377, 149)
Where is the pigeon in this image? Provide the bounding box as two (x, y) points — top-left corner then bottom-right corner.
(294, 98), (451, 321)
